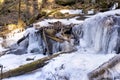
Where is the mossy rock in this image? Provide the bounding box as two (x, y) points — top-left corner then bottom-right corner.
(55, 0), (76, 6)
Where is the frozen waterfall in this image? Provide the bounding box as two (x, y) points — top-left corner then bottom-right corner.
(7, 13), (120, 55)
(24, 28), (44, 54)
(1, 10), (120, 80)
(2, 10), (120, 55)
(82, 14), (120, 54)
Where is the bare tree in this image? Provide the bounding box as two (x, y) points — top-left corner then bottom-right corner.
(18, 0), (21, 20)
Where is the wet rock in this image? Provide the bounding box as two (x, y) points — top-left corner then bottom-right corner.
(26, 57), (35, 61)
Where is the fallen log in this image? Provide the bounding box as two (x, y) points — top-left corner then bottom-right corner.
(42, 29), (50, 54)
(88, 54), (120, 80)
(0, 50), (75, 79)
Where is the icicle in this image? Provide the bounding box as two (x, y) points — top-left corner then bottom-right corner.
(26, 28), (44, 54)
(82, 14), (119, 54)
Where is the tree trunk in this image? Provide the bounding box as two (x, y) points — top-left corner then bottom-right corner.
(0, 50), (75, 79)
(18, 0), (21, 20)
(88, 54), (120, 80)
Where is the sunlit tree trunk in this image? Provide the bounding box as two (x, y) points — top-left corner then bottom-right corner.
(18, 0), (21, 20)
(0, 0), (5, 10)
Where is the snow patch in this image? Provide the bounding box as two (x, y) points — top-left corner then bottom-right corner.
(0, 53), (45, 72)
(5, 29), (25, 46)
(87, 9), (95, 15)
(3, 51), (115, 80)
(34, 17), (83, 26)
(60, 9), (83, 14)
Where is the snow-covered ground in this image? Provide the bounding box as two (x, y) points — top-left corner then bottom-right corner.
(0, 9), (120, 80)
(3, 50), (115, 80)
(5, 28), (25, 46)
(34, 16), (83, 26)
(0, 53), (45, 72)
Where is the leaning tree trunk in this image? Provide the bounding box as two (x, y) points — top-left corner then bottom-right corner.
(0, 50), (75, 79)
(88, 54), (120, 80)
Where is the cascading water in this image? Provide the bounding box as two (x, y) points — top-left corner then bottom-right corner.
(82, 14), (120, 54)
(25, 28), (44, 54)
